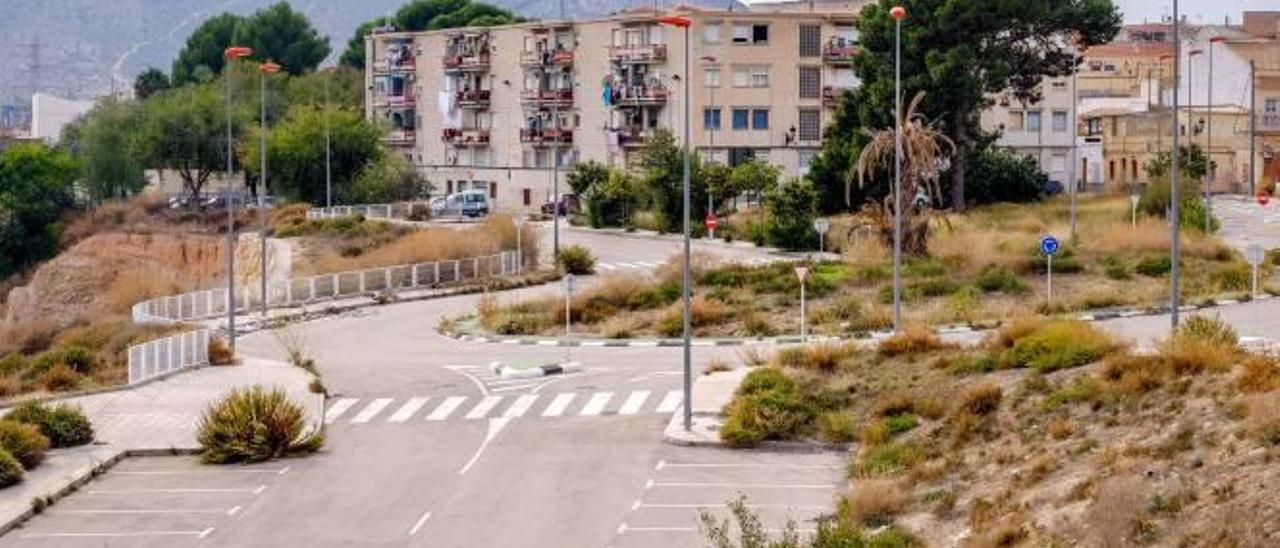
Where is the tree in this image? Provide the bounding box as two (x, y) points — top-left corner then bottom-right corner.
(830, 0), (1121, 210)
(639, 129), (709, 233)
(585, 169), (641, 228)
(1144, 143), (1213, 182)
(284, 68), (366, 111)
(339, 18), (390, 70)
(566, 160), (610, 197)
(0, 143), (77, 277)
(232, 2), (331, 76)
(729, 159), (781, 221)
(133, 68), (171, 100)
(241, 105), (384, 205)
(76, 99), (149, 202)
(172, 13), (242, 86)
(702, 163), (732, 213)
(340, 0), (521, 70)
(765, 179), (820, 251)
(965, 147), (1051, 205)
(347, 155), (432, 204)
(137, 84), (232, 201)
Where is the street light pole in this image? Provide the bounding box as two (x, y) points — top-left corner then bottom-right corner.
(1070, 57), (1079, 242)
(325, 67), (333, 209)
(1171, 3), (1182, 329)
(259, 61), (281, 318)
(1206, 36), (1225, 231)
(657, 14), (693, 432)
(890, 5), (906, 333)
(223, 46), (253, 353)
(704, 55), (717, 239)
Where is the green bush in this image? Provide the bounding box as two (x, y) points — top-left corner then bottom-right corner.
(1100, 256), (1131, 280)
(913, 278), (960, 298)
(948, 353), (998, 375)
(720, 367), (818, 447)
(1136, 255), (1173, 277)
(852, 442), (923, 477)
(197, 386), (323, 464)
(764, 178), (819, 251)
(1176, 315), (1238, 347)
(975, 265), (1029, 294)
(0, 420), (49, 469)
(882, 413), (919, 435)
(1210, 265), (1250, 292)
(1178, 196), (1219, 233)
(556, 245), (596, 275)
(817, 412), (858, 444)
(1003, 321), (1115, 372)
(0, 354), (26, 376)
(0, 448), (22, 488)
(6, 401), (94, 448)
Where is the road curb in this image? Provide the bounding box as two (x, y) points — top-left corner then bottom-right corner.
(490, 360), (583, 379)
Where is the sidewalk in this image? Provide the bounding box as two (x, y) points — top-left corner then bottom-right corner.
(662, 368), (747, 446)
(0, 356), (319, 535)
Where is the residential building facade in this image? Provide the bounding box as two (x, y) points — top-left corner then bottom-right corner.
(981, 76), (1080, 186)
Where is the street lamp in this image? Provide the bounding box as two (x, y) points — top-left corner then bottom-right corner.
(657, 13), (693, 432)
(223, 45), (253, 352)
(890, 5), (906, 333)
(259, 60), (282, 318)
(1206, 36), (1225, 232)
(702, 54), (718, 239)
(323, 66), (335, 209)
(1170, 1), (1182, 329)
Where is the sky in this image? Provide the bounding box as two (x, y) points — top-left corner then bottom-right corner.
(1101, 0), (1264, 24)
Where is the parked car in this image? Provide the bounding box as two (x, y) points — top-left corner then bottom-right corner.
(541, 194), (580, 216)
(441, 190), (490, 218)
(429, 196), (448, 217)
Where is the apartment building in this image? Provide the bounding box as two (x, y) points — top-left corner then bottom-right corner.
(981, 76), (1080, 186)
(365, 5), (869, 212)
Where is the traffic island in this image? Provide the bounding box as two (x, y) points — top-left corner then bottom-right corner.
(489, 359), (583, 379)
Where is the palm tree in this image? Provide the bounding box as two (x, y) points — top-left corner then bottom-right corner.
(850, 92), (954, 256)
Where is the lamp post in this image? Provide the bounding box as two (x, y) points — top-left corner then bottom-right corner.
(223, 46), (253, 352)
(324, 66), (333, 209)
(657, 13), (693, 432)
(1206, 36), (1225, 232)
(890, 5), (906, 333)
(258, 61), (281, 318)
(702, 54), (718, 239)
(1171, 2), (1182, 329)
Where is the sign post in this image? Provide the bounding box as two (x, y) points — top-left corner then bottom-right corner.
(1040, 235), (1060, 306)
(705, 212), (718, 240)
(1130, 194), (1140, 227)
(514, 216), (526, 274)
(795, 266), (810, 342)
(563, 274), (574, 338)
(1246, 244), (1265, 299)
(813, 218), (831, 255)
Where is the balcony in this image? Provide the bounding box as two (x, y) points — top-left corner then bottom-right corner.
(441, 128), (491, 146)
(383, 130), (416, 146)
(612, 86), (668, 107)
(823, 41), (860, 65)
(608, 44), (667, 63)
(443, 54), (490, 73)
(822, 86), (853, 107)
(456, 89), (491, 109)
(1258, 113), (1280, 133)
(617, 127), (652, 148)
(372, 57), (416, 74)
(372, 90), (416, 109)
(521, 128), (574, 145)
(521, 49), (575, 68)
(520, 89), (574, 107)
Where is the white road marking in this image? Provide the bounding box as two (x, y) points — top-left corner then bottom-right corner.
(351, 398), (394, 423)
(635, 503), (829, 510)
(650, 482), (834, 489)
(656, 391), (683, 413)
(618, 391), (650, 415)
(22, 531), (215, 539)
(228, 506), (242, 516)
(597, 263), (618, 271)
(502, 394), (539, 418)
(627, 371), (682, 383)
(323, 398), (358, 424)
(407, 510), (432, 536)
(458, 417), (510, 475)
(542, 393), (576, 417)
(87, 487), (264, 495)
(444, 366), (490, 396)
(199, 528), (214, 539)
(579, 392), (613, 416)
(490, 382), (544, 393)
(387, 397), (430, 423)
(53, 509), (232, 515)
(113, 468), (288, 475)
(658, 463), (841, 470)
(636, 261), (660, 268)
(426, 397), (467, 421)
(464, 395), (505, 419)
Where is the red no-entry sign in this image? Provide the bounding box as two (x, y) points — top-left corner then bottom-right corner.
(1258, 193), (1271, 206)
(705, 213), (718, 231)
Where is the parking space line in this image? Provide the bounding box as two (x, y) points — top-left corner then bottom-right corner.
(635, 503), (829, 510)
(114, 467), (291, 475)
(618, 391), (650, 415)
(87, 486), (266, 495)
(351, 398), (394, 423)
(21, 530), (214, 539)
(324, 398), (358, 424)
(387, 397), (430, 423)
(52, 509), (235, 515)
(655, 391), (683, 413)
(542, 393), (576, 417)
(502, 394), (539, 418)
(657, 462), (841, 471)
(649, 482), (833, 489)
(408, 510), (432, 536)
(465, 395), (505, 419)
(426, 397), (467, 421)
(580, 392), (613, 416)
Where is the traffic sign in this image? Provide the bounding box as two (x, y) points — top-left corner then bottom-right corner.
(705, 213), (718, 231)
(1040, 235), (1060, 256)
(1258, 193), (1271, 206)
(812, 218), (830, 234)
(1246, 244), (1265, 266)
(794, 266), (809, 281)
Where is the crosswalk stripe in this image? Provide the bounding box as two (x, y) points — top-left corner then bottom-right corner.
(618, 391), (651, 415)
(580, 392), (613, 416)
(351, 398), (394, 423)
(542, 393), (576, 417)
(635, 261), (659, 268)
(324, 399), (358, 424)
(387, 397), (430, 423)
(465, 396), (505, 420)
(503, 394), (540, 418)
(597, 263), (618, 271)
(426, 397), (467, 421)
(656, 391), (683, 414)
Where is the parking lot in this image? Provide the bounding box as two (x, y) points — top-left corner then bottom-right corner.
(0, 456), (295, 547)
(608, 447), (846, 548)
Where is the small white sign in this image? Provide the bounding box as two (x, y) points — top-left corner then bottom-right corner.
(515, 216), (526, 228)
(1246, 244), (1265, 266)
(563, 274), (574, 292)
(794, 266), (809, 281)
(812, 218), (830, 234)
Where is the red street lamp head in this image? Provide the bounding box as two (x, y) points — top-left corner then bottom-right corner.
(1209, 36), (1227, 44)
(700, 55), (718, 63)
(224, 46), (253, 60)
(890, 6), (907, 20)
(259, 61), (282, 74)
(656, 15), (691, 28)
(1188, 49), (1204, 56)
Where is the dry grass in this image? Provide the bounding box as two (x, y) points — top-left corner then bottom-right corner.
(208, 337), (235, 366)
(1244, 393), (1280, 446)
(878, 325), (949, 357)
(1086, 475), (1147, 548)
(0, 320), (59, 355)
(777, 343), (858, 372)
(1236, 355), (1279, 393)
(958, 383), (1003, 417)
(312, 215), (533, 273)
(102, 268), (182, 314)
(841, 479), (911, 525)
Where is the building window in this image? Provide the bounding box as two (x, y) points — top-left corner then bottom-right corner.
(1026, 110), (1042, 132)
(732, 65), (769, 88)
(732, 24), (750, 43)
(798, 149), (816, 175)
(1265, 98), (1278, 113)
(489, 182), (497, 199)
(523, 188), (531, 206)
(704, 108), (722, 130)
(729, 147), (756, 166)
(752, 109), (770, 130)
(1007, 112), (1024, 132)
(1052, 110), (1068, 132)
(798, 109), (821, 141)
(703, 23), (722, 44)
(732, 108), (750, 130)
(799, 24), (821, 57)
(732, 23), (768, 44)
(1109, 160), (1115, 180)
(1051, 80), (1068, 90)
(1050, 152), (1066, 173)
(1131, 158), (1138, 180)
(704, 69), (720, 88)
(799, 66), (821, 99)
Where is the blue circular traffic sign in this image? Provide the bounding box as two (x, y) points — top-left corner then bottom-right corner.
(1040, 235), (1060, 256)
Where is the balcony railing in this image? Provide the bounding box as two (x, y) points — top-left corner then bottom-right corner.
(384, 130), (416, 145)
(521, 128), (574, 145)
(617, 127), (652, 147)
(520, 89), (574, 106)
(373, 57), (416, 73)
(608, 44), (667, 63)
(823, 42), (860, 64)
(822, 86), (854, 106)
(521, 49), (575, 67)
(1258, 113), (1280, 133)
(441, 128), (491, 146)
(443, 54), (490, 72)
(456, 90), (491, 108)
(372, 91), (416, 108)
(613, 86), (668, 106)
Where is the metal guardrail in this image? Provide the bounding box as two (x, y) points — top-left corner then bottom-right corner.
(126, 329), (210, 385)
(307, 204), (396, 220)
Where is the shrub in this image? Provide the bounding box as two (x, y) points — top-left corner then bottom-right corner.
(37, 363), (82, 392)
(883, 413), (919, 435)
(1101, 354), (1168, 395)
(777, 344), (855, 372)
(948, 353), (998, 376)
(1176, 315), (1238, 348)
(764, 178), (819, 251)
(1003, 321), (1115, 372)
(1136, 255), (1172, 277)
(853, 442), (923, 477)
(841, 479), (909, 526)
(0, 420), (49, 469)
(556, 245), (596, 275)
(1237, 356), (1279, 393)
(1100, 255), (1131, 280)
(975, 265), (1029, 294)
(0, 448), (22, 488)
(208, 338), (235, 365)
(878, 326), (947, 357)
(0, 377), (17, 399)
(1210, 265), (1250, 292)
(0, 353), (25, 376)
(197, 386), (324, 464)
(1160, 335), (1236, 375)
(6, 401), (94, 448)
(720, 367), (818, 447)
(817, 412), (857, 443)
(657, 296), (724, 337)
(959, 384), (1003, 416)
